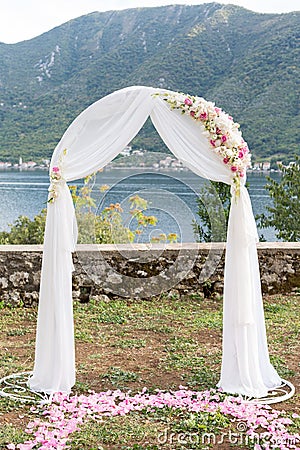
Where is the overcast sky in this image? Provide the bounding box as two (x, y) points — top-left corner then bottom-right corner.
(1, 0), (299, 44)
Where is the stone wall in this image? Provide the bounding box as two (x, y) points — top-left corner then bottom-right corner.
(0, 242), (299, 307)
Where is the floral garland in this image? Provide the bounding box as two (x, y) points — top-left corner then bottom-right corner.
(156, 91), (251, 196)
(48, 149), (67, 203)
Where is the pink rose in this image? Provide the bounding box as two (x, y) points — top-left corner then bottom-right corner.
(190, 111), (195, 117)
(239, 171), (245, 177)
(200, 112), (207, 120)
(223, 157), (229, 164)
(210, 139), (216, 147)
(231, 166), (238, 172)
(215, 107), (221, 114)
(221, 135), (227, 143)
(52, 166), (60, 173)
(238, 151), (244, 158)
(216, 127), (222, 134)
(184, 98), (193, 106)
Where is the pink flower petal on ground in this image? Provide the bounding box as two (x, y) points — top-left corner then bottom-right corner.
(16, 444), (35, 450)
(10, 388), (300, 449)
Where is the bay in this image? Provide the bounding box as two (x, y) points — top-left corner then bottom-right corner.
(0, 168), (279, 241)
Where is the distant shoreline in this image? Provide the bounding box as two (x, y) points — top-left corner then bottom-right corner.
(0, 165), (282, 174)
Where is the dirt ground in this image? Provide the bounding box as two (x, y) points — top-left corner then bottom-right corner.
(0, 294), (299, 448)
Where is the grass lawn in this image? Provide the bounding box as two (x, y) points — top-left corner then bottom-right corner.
(0, 292), (299, 449)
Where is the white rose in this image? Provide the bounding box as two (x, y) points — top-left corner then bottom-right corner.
(226, 149), (234, 158)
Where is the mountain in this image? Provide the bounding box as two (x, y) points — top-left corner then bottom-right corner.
(0, 3), (299, 163)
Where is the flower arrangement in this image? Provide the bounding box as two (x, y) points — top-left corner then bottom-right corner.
(48, 149), (67, 203)
(48, 167), (62, 203)
(157, 91), (251, 196)
(50, 166), (62, 181)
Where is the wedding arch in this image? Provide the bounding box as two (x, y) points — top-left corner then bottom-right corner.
(28, 86), (284, 398)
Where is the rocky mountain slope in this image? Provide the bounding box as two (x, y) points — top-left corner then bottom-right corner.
(0, 3), (299, 162)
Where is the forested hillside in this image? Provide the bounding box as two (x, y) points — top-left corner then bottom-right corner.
(0, 3), (299, 162)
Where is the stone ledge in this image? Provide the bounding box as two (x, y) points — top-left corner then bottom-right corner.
(0, 243), (299, 306)
(0, 242), (299, 252)
(256, 242), (300, 250)
(0, 244), (44, 252)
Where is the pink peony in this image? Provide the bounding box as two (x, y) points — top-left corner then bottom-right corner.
(184, 98), (193, 106)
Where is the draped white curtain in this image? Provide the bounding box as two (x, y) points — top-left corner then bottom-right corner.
(29, 86), (281, 397)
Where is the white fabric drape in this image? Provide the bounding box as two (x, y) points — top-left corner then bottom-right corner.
(220, 186), (281, 395)
(29, 86), (281, 397)
(29, 86), (156, 393)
